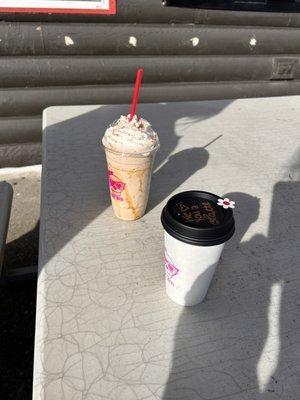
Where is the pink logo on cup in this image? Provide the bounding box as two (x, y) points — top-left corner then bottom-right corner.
(165, 251), (179, 280)
(108, 170), (126, 201)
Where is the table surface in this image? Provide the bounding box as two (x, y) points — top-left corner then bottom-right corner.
(34, 98), (300, 400)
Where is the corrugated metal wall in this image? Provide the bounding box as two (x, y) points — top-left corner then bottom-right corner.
(1, 0), (300, 166)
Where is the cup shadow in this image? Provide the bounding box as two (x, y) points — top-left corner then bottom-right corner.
(148, 147), (209, 211)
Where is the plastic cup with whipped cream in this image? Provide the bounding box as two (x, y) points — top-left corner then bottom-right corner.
(102, 114), (160, 221)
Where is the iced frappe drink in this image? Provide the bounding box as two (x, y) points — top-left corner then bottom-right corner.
(102, 114), (159, 221)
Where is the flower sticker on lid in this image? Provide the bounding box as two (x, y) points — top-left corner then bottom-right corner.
(217, 197), (235, 209)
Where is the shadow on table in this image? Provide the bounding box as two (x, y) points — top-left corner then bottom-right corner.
(4, 222), (39, 270)
(40, 100), (231, 271)
(149, 147), (209, 211)
(163, 180), (300, 399)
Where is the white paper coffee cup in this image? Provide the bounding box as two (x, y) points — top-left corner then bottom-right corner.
(161, 191), (235, 306)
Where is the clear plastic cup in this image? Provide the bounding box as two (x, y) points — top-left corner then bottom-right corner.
(104, 145), (159, 221)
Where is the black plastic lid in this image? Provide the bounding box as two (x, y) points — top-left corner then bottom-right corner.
(161, 191), (235, 246)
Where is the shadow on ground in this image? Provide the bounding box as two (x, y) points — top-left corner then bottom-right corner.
(4, 223), (39, 270)
(0, 279), (37, 400)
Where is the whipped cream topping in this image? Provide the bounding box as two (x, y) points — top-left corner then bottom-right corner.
(102, 115), (159, 154)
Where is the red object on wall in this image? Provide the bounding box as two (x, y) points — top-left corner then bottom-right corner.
(0, 0), (116, 14)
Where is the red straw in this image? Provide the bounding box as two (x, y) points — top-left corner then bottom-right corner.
(129, 68), (144, 121)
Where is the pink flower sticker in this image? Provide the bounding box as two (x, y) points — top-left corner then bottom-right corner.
(217, 198), (235, 209)
(108, 170), (126, 201)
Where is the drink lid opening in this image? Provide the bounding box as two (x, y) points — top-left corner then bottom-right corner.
(161, 191), (235, 246)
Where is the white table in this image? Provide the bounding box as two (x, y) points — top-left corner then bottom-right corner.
(34, 99), (300, 400)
